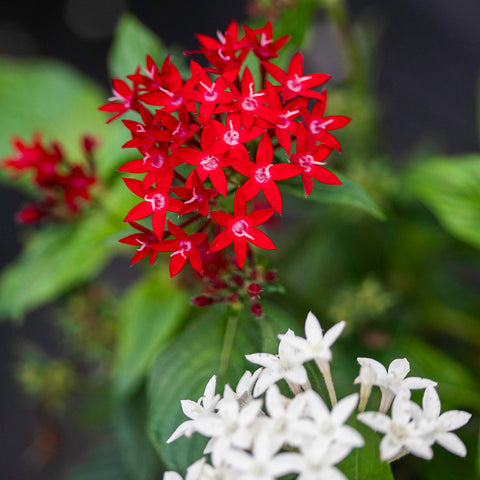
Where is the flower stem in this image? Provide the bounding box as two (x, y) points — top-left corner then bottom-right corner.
(318, 360), (337, 406)
(219, 309), (240, 376)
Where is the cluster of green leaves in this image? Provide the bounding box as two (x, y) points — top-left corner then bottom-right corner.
(1, 3), (479, 480)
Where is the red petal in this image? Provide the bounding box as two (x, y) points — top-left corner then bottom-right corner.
(233, 238), (248, 268)
(210, 229), (233, 252)
(249, 228), (276, 250)
(170, 254), (187, 277)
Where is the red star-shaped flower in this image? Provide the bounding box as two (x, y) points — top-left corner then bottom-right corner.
(119, 221), (160, 265)
(231, 133), (302, 213)
(262, 52), (330, 102)
(289, 123), (341, 196)
(243, 21), (290, 61)
(171, 170), (217, 216)
(209, 192), (276, 268)
(152, 220), (207, 277)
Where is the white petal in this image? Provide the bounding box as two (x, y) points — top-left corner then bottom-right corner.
(357, 357), (387, 378)
(305, 390), (330, 422)
(203, 375), (217, 408)
(336, 425), (365, 448)
(181, 399), (201, 419)
(388, 358), (410, 379)
(402, 376), (437, 391)
(404, 437), (433, 460)
(435, 431), (467, 457)
(167, 420), (195, 443)
(438, 410), (472, 431)
(285, 365), (308, 385)
(239, 399), (262, 425)
(265, 384), (286, 418)
(357, 412), (391, 433)
(253, 369), (282, 397)
(271, 452), (303, 476)
(331, 393), (358, 425)
(422, 386), (441, 420)
(305, 311), (323, 344)
(245, 352), (279, 370)
(164, 472), (184, 480)
(379, 434), (403, 461)
(391, 390), (413, 424)
(323, 321), (346, 347)
(224, 448), (253, 471)
(318, 467), (348, 480)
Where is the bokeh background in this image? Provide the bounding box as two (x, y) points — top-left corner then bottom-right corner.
(0, 0), (479, 479)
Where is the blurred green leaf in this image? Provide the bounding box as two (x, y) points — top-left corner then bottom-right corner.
(402, 339), (480, 411)
(0, 180), (129, 321)
(108, 14), (168, 79)
(0, 57), (127, 181)
(147, 306), (263, 471)
(64, 440), (129, 480)
(283, 173), (385, 220)
(113, 395), (161, 480)
(405, 154), (480, 249)
(0, 214), (114, 321)
(112, 272), (189, 398)
(339, 420), (394, 480)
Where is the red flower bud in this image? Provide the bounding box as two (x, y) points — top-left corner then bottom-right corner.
(247, 282), (263, 298)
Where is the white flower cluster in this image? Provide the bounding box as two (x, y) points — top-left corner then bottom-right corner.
(164, 312), (472, 480)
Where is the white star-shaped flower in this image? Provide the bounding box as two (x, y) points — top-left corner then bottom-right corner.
(357, 357), (437, 412)
(301, 390), (364, 449)
(418, 386), (471, 457)
(224, 429), (297, 480)
(246, 329), (309, 397)
(278, 312), (345, 365)
(358, 391), (434, 461)
(167, 375), (221, 443)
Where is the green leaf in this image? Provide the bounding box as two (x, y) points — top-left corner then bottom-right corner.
(64, 440), (129, 480)
(402, 339), (480, 411)
(147, 306), (263, 471)
(0, 57), (127, 181)
(405, 154), (480, 249)
(112, 272), (189, 397)
(339, 419), (394, 480)
(0, 213), (114, 321)
(112, 394), (161, 480)
(108, 14), (168, 79)
(0, 179), (131, 321)
(283, 173), (385, 220)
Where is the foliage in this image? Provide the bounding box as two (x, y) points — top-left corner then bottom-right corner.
(0, 4), (479, 480)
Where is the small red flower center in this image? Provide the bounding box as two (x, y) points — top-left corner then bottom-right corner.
(185, 188), (204, 205)
(200, 155), (219, 171)
(254, 165), (272, 184)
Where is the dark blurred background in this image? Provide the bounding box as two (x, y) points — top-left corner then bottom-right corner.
(0, 0), (479, 478)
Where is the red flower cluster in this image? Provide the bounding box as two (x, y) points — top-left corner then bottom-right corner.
(2, 134), (97, 223)
(101, 21), (350, 277)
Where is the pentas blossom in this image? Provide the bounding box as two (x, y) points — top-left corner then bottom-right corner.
(356, 357), (437, 413)
(164, 311), (471, 480)
(358, 387), (471, 461)
(101, 21), (350, 284)
(1, 134), (97, 223)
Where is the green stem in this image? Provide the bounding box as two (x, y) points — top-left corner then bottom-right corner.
(219, 310), (240, 376)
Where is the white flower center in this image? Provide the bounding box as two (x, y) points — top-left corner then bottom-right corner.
(254, 165), (272, 184)
(171, 240), (192, 259)
(242, 96), (258, 111)
(145, 193), (165, 211)
(149, 154), (165, 168)
(231, 219), (253, 239)
(200, 155), (219, 171)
